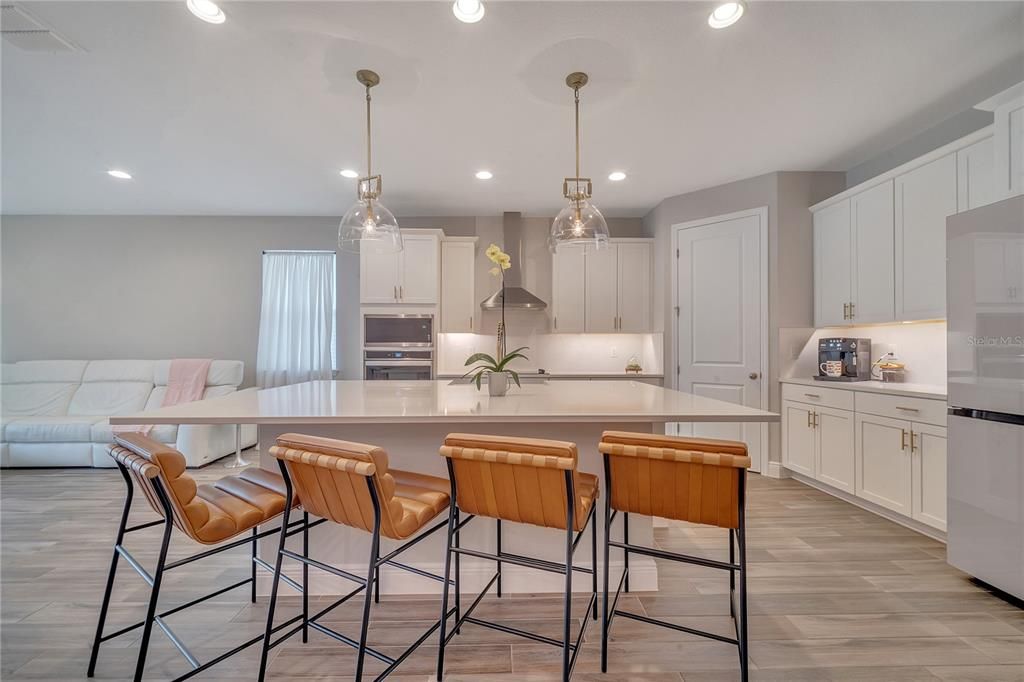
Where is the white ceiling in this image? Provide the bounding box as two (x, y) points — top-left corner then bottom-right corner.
(3, 1), (1023, 217)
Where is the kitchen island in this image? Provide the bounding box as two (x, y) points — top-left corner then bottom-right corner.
(111, 379), (778, 595)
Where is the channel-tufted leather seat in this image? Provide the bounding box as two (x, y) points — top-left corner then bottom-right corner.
(439, 433), (599, 531)
(269, 433), (450, 541)
(110, 433), (297, 544)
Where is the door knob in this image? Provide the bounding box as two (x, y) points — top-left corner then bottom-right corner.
(748, 372), (759, 380)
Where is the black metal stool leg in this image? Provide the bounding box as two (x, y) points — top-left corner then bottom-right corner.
(561, 472), (576, 682)
(302, 511), (310, 643)
(729, 529), (736, 620)
(436, 504), (457, 682)
(251, 526), (258, 604)
(496, 518), (502, 598)
(590, 506), (598, 621)
(454, 508), (461, 635)
(737, 476), (749, 682)
(88, 463), (135, 678)
(354, 487), (383, 682)
(132, 514), (173, 681)
(258, 473), (295, 682)
(623, 511), (630, 593)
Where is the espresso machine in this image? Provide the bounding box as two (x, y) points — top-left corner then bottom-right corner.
(815, 337), (871, 381)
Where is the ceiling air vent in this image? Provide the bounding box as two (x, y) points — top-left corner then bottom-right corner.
(1, 4), (81, 52)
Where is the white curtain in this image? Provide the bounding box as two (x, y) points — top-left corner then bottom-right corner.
(256, 251), (337, 388)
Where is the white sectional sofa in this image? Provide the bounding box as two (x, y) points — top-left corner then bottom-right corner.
(0, 360), (257, 468)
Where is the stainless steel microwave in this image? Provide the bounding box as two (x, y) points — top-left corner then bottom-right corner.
(363, 314), (433, 348)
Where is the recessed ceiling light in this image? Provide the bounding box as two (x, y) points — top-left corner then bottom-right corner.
(340, 169), (359, 179)
(452, 0), (485, 24)
(608, 171), (627, 182)
(186, 0), (226, 25)
(708, 0), (745, 29)
(475, 170), (493, 180)
(107, 169), (132, 180)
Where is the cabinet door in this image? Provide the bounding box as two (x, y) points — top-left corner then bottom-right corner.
(1007, 237), (1024, 303)
(851, 180), (895, 323)
(815, 406), (855, 494)
(399, 234), (439, 304)
(584, 244), (619, 332)
(361, 250), (400, 304)
(957, 136), (997, 211)
(440, 241), (476, 332)
(783, 402), (816, 477)
(552, 244), (586, 332)
(911, 423), (947, 531)
(895, 154), (957, 321)
(855, 413), (912, 516)
(813, 199), (852, 327)
(994, 98), (1024, 199)
(616, 242), (652, 332)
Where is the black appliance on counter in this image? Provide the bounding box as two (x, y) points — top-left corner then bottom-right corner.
(815, 337), (871, 382)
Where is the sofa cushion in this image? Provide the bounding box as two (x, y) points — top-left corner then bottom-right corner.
(153, 360), (243, 388)
(1, 383), (79, 417)
(67, 382), (152, 417)
(91, 420), (178, 446)
(81, 360), (155, 383)
(5, 417), (99, 443)
(2, 360), (88, 384)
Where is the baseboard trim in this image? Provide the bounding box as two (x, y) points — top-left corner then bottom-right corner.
(257, 557), (658, 597)
(764, 461), (787, 479)
(788, 471), (947, 542)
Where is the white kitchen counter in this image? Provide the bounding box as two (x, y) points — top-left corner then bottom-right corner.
(112, 380), (775, 597)
(780, 377), (946, 400)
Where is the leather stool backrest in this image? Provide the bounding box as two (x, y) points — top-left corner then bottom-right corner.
(110, 433), (211, 542)
(598, 431), (750, 529)
(439, 433), (585, 531)
(269, 433), (405, 538)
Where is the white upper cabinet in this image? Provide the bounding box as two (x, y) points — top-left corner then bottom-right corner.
(552, 244), (586, 332)
(616, 242), (652, 332)
(359, 231), (440, 305)
(813, 199), (852, 327)
(895, 153), (957, 321)
(440, 239), (476, 332)
(851, 180), (895, 323)
(552, 239), (653, 333)
(583, 244), (618, 332)
(976, 82), (1023, 202)
(957, 135), (997, 211)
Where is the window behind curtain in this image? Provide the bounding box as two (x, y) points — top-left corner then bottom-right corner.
(256, 250), (337, 388)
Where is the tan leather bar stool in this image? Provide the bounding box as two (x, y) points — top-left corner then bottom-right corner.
(258, 433), (453, 681)
(89, 433), (317, 682)
(436, 433), (600, 682)
(598, 431), (752, 682)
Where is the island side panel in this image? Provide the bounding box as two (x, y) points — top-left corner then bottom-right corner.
(257, 420), (658, 596)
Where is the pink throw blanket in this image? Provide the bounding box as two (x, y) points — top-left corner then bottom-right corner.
(113, 359), (212, 436)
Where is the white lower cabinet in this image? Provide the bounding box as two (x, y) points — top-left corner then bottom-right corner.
(815, 406), (855, 494)
(855, 413), (914, 516)
(783, 402), (816, 477)
(911, 422), (948, 532)
(783, 385), (947, 534)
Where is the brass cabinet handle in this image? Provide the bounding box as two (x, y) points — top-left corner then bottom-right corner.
(900, 429), (908, 451)
(804, 393), (820, 399)
(849, 302), (855, 318)
(393, 285), (397, 300)
(813, 412), (819, 427)
(399, 285), (403, 300)
(843, 303), (849, 320)
(895, 406), (920, 413)
(807, 410), (813, 428)
(469, 315), (473, 330)
(554, 316), (558, 330)
(910, 431), (918, 452)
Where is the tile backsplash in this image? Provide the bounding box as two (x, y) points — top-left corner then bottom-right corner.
(437, 332), (663, 376)
(782, 321), (946, 387)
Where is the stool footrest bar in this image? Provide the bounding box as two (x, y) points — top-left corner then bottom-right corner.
(307, 621), (396, 665)
(609, 540), (740, 572)
(614, 609), (739, 646)
(252, 557), (303, 592)
(281, 548), (367, 585)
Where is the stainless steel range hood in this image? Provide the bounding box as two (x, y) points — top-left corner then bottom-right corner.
(480, 212), (548, 310)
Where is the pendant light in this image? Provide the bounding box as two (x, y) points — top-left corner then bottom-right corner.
(338, 70), (402, 254)
(549, 71), (609, 252)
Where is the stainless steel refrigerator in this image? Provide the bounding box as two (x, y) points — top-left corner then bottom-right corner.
(946, 194), (1024, 599)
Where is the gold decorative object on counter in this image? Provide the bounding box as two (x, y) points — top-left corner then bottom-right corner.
(625, 355), (643, 374)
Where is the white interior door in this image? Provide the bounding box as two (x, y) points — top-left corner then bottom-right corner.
(674, 209), (766, 472)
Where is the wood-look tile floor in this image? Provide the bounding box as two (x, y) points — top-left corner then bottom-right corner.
(3, 457), (1023, 681)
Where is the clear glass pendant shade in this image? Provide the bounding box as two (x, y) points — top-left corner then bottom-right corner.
(549, 198), (609, 251)
(338, 198), (402, 254)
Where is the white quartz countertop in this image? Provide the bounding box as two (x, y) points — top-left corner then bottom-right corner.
(436, 372), (664, 379)
(110, 380), (778, 425)
(781, 377), (947, 400)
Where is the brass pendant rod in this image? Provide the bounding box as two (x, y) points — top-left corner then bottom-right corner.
(574, 85), (581, 188)
(365, 84), (372, 180)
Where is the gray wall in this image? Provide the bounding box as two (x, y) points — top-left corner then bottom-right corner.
(642, 171), (845, 466)
(846, 109), (994, 187)
(1, 214), (643, 386)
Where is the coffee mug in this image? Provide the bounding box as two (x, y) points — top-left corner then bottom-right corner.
(819, 360), (843, 377)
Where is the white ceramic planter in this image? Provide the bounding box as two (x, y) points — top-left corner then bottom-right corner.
(487, 371), (509, 397)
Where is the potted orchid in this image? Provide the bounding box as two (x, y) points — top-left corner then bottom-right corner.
(461, 243), (529, 396)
